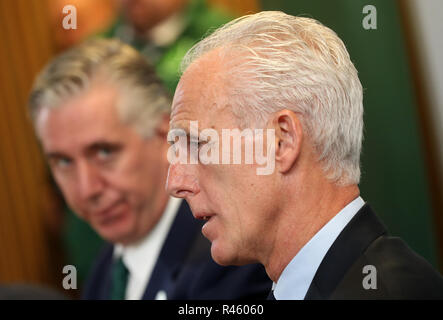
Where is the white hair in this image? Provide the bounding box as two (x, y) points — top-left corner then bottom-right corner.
(181, 11), (363, 185)
(29, 38), (171, 138)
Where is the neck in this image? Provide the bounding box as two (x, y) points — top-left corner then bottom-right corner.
(122, 157), (170, 246)
(263, 173), (360, 282)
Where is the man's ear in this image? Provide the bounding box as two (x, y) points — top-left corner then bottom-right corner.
(272, 110), (303, 173)
(154, 113), (170, 139)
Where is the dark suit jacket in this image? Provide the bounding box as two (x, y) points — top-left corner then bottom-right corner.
(304, 204), (443, 299)
(0, 284), (68, 300)
(82, 201), (271, 299)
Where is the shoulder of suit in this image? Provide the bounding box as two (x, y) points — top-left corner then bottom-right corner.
(342, 235), (443, 299)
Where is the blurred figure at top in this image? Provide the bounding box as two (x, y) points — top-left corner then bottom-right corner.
(103, 0), (232, 91)
(49, 0), (232, 92)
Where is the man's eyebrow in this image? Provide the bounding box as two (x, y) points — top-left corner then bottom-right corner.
(168, 127), (201, 144)
(86, 141), (120, 151)
(46, 151), (68, 159)
(169, 125), (190, 135)
(46, 141), (122, 158)
(171, 123), (187, 130)
(83, 141), (122, 156)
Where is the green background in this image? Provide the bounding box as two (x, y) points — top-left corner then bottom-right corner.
(260, 0), (438, 266)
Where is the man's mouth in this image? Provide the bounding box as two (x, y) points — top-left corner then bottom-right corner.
(93, 200), (128, 225)
(198, 212), (217, 241)
(193, 212), (214, 221)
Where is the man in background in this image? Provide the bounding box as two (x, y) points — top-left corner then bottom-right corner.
(104, 0), (232, 92)
(166, 11), (443, 299)
(29, 38), (271, 299)
(58, 0), (233, 281)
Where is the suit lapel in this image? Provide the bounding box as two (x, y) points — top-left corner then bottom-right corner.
(142, 200), (202, 299)
(304, 204), (387, 299)
(91, 244), (114, 300)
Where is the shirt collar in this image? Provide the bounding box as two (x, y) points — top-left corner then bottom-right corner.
(274, 196), (365, 300)
(114, 10), (186, 48)
(147, 11), (187, 47)
(114, 197), (182, 290)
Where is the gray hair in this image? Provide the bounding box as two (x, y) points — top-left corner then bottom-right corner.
(181, 11), (364, 186)
(29, 38), (171, 138)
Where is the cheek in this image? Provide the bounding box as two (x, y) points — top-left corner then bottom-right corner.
(230, 172), (271, 232)
(107, 152), (154, 188)
(201, 165), (258, 213)
(112, 157), (163, 207)
(54, 175), (80, 207)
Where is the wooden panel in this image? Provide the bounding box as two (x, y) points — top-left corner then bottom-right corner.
(0, 0), (64, 288)
(209, 0), (260, 15)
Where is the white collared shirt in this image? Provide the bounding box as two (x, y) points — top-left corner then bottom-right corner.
(114, 11), (186, 48)
(273, 196), (365, 300)
(114, 197), (182, 300)
(147, 11), (186, 47)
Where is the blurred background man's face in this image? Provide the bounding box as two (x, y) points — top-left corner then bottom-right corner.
(36, 81), (168, 245)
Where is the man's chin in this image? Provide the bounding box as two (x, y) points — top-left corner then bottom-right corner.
(210, 242), (240, 266)
(100, 231), (134, 245)
(211, 240), (257, 267)
(94, 222), (134, 245)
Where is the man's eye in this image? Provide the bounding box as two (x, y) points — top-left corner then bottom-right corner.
(97, 148), (112, 160)
(54, 157), (72, 169)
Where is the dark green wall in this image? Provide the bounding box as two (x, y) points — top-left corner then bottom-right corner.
(260, 0), (438, 266)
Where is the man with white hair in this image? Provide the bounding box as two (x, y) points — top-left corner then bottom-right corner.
(29, 38), (271, 299)
(166, 11), (443, 299)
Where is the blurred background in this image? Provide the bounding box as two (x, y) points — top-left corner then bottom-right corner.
(0, 0), (442, 298)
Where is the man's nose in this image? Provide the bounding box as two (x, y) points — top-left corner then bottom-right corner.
(166, 163), (199, 199)
(77, 161), (104, 202)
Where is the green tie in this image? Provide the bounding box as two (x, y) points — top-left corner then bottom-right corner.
(110, 257), (129, 300)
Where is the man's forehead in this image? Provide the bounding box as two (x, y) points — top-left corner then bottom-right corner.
(37, 98), (131, 153)
(170, 73), (205, 128)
